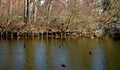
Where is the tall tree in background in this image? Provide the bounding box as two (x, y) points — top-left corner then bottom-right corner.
(24, 0), (38, 23)
(44, 0), (53, 20)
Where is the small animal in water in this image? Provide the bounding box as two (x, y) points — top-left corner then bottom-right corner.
(24, 44), (26, 48)
(61, 64), (66, 67)
(59, 45), (62, 48)
(89, 51), (92, 55)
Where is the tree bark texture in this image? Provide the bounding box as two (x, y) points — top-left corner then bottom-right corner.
(24, 0), (38, 23)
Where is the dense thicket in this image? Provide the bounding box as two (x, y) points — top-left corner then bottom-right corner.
(0, 0), (119, 33)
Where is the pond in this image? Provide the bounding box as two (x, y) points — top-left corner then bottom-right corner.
(0, 38), (120, 70)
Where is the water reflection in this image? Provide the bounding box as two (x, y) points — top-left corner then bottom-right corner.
(92, 45), (107, 70)
(0, 40), (8, 70)
(34, 40), (47, 70)
(0, 38), (120, 70)
(51, 41), (70, 70)
(0, 40), (25, 70)
(13, 40), (25, 70)
(24, 40), (36, 70)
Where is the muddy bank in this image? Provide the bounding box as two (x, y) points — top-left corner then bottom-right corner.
(1, 27), (119, 40)
(0, 31), (98, 39)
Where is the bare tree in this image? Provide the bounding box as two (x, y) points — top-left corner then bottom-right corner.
(24, 0), (38, 23)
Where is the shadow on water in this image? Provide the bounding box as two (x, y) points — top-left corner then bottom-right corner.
(0, 38), (120, 70)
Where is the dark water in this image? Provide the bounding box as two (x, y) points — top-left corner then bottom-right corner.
(0, 38), (120, 70)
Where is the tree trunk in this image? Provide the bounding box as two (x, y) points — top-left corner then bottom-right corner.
(24, 0), (38, 23)
(9, 0), (13, 15)
(24, 0), (29, 23)
(33, 0), (37, 22)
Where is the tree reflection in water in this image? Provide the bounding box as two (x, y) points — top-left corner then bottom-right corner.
(34, 40), (47, 70)
(92, 45), (107, 70)
(0, 39), (120, 70)
(51, 42), (70, 70)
